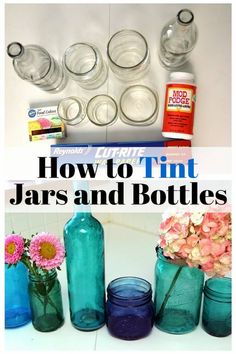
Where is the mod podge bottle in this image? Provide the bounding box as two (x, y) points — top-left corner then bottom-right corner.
(162, 72), (197, 140)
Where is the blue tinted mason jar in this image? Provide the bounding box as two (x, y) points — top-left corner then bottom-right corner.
(154, 248), (204, 334)
(5, 262), (31, 328)
(106, 276), (154, 340)
(202, 277), (231, 337)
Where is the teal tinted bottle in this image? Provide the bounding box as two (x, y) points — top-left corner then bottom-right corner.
(154, 248), (204, 334)
(202, 277), (231, 337)
(64, 200), (105, 331)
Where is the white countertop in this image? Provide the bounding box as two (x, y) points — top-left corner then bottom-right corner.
(5, 4), (231, 179)
(5, 223), (232, 351)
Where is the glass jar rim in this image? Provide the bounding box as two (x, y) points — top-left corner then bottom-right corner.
(120, 85), (158, 123)
(204, 277), (231, 302)
(86, 94), (118, 126)
(29, 269), (57, 282)
(63, 43), (98, 76)
(107, 276), (152, 303)
(57, 96), (86, 124)
(107, 29), (149, 70)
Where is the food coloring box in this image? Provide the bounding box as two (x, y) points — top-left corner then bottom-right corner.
(27, 106), (65, 141)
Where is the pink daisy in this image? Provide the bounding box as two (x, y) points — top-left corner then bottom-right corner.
(29, 232), (65, 270)
(5, 234), (24, 264)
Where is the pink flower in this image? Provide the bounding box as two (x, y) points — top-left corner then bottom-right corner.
(157, 211), (232, 277)
(29, 232), (65, 270)
(5, 234), (24, 264)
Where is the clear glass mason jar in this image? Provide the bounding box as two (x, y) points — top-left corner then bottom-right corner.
(154, 248), (204, 334)
(29, 270), (64, 332)
(107, 29), (150, 82)
(5, 262), (31, 328)
(63, 43), (108, 90)
(106, 276), (154, 340)
(202, 277), (231, 337)
(120, 85), (159, 125)
(87, 94), (118, 126)
(57, 96), (87, 126)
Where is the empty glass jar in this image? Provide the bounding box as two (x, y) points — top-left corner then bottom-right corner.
(63, 43), (108, 90)
(107, 29), (150, 81)
(106, 277), (154, 340)
(87, 95), (118, 126)
(120, 85), (159, 125)
(202, 277), (231, 337)
(57, 96), (86, 126)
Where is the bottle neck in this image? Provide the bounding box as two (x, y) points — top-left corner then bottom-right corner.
(7, 42), (25, 59)
(29, 269), (57, 283)
(73, 180), (92, 216)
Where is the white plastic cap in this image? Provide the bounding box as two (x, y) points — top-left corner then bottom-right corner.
(170, 72), (194, 83)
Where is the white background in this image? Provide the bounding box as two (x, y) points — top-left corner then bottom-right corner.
(5, 4), (231, 156)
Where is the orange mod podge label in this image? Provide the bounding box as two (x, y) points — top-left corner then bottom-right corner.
(162, 83), (197, 135)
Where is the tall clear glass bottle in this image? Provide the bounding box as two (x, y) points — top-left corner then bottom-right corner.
(159, 9), (198, 69)
(64, 182), (105, 331)
(7, 42), (67, 92)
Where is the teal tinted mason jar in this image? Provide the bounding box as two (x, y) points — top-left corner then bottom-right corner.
(202, 277), (231, 337)
(5, 262), (31, 328)
(64, 203), (105, 331)
(29, 270), (64, 332)
(154, 248), (204, 334)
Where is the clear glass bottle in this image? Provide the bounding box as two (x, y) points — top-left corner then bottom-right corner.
(28, 270), (64, 332)
(154, 248), (204, 334)
(202, 277), (231, 337)
(159, 9), (198, 69)
(64, 184), (105, 331)
(106, 277), (154, 340)
(5, 262), (31, 328)
(7, 42), (67, 92)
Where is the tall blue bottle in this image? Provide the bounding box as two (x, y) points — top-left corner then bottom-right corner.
(64, 182), (105, 331)
(5, 262), (31, 328)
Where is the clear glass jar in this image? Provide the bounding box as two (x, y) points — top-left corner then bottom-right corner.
(29, 270), (64, 332)
(87, 95), (118, 126)
(106, 276), (154, 340)
(154, 248), (204, 334)
(63, 43), (108, 90)
(5, 262), (31, 328)
(159, 9), (198, 69)
(202, 277), (231, 337)
(57, 96), (87, 126)
(120, 85), (159, 125)
(107, 29), (150, 81)
(7, 42), (67, 93)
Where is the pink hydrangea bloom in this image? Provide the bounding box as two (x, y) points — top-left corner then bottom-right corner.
(29, 232), (65, 270)
(5, 234), (24, 264)
(158, 212), (232, 277)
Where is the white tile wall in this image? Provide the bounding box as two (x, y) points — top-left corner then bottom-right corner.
(5, 213), (161, 238)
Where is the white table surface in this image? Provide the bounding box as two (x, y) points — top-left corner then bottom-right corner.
(5, 223), (232, 351)
(5, 3), (231, 162)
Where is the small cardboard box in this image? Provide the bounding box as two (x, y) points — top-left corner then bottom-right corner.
(27, 106), (65, 141)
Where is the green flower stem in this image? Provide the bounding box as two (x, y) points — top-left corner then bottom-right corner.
(156, 266), (183, 320)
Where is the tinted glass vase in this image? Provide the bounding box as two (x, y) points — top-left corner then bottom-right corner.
(106, 276), (154, 340)
(64, 209), (105, 331)
(202, 277), (231, 337)
(5, 262), (31, 328)
(154, 248), (204, 334)
(28, 270), (64, 332)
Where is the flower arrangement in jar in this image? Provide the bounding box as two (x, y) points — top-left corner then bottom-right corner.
(154, 211), (231, 334)
(5, 232), (65, 332)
